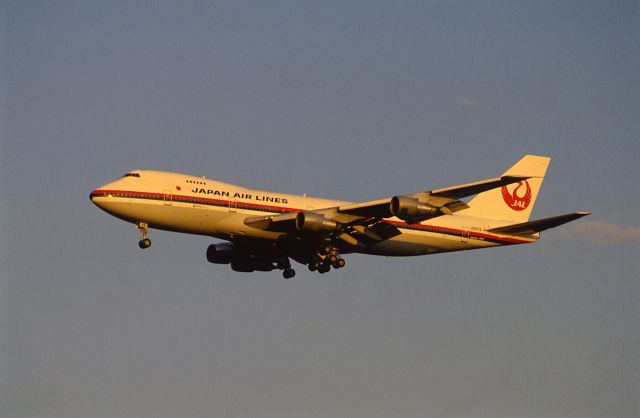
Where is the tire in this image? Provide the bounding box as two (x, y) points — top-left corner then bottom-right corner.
(318, 244), (332, 255)
(277, 258), (290, 270)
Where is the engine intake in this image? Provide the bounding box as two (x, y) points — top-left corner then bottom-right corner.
(295, 212), (339, 233)
(390, 196), (439, 222)
(206, 243), (235, 264)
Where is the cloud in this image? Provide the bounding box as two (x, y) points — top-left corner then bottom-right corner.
(454, 96), (480, 108)
(552, 220), (640, 244)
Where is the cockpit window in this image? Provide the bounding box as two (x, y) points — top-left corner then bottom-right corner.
(122, 173), (141, 178)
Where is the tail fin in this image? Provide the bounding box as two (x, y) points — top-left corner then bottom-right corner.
(462, 155), (550, 222)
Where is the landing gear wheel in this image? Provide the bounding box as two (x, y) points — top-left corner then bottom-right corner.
(136, 222), (151, 249)
(318, 264), (330, 274)
(318, 244), (332, 256)
(276, 258), (291, 270)
(308, 263), (317, 272)
(138, 238), (152, 249)
(327, 254), (339, 265)
(283, 268), (296, 279)
(333, 258), (345, 269)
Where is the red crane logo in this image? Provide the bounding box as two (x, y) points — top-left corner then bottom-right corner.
(501, 180), (532, 211)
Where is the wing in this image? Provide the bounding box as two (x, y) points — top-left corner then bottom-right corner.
(244, 175), (529, 247)
(338, 175), (529, 220)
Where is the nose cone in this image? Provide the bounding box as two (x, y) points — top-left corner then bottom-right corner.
(89, 178), (122, 210)
(90, 171), (142, 215)
(89, 185), (108, 209)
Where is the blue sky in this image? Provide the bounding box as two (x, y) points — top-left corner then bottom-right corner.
(1, 1), (639, 417)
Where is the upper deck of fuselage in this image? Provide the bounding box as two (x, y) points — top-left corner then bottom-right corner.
(90, 169), (349, 213)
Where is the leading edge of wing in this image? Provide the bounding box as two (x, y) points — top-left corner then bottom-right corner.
(428, 175), (530, 200)
(243, 212), (298, 231)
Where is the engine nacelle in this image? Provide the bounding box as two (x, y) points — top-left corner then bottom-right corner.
(231, 261), (254, 272)
(295, 212), (339, 233)
(390, 196), (439, 222)
(206, 243), (235, 264)
(231, 252), (277, 272)
(208, 243), (278, 272)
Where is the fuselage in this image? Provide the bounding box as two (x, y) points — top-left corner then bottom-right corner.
(90, 170), (535, 257)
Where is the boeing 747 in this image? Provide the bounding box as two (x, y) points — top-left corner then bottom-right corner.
(90, 155), (589, 279)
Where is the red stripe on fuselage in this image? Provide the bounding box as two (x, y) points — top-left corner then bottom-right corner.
(384, 220), (530, 245)
(89, 189), (532, 245)
(90, 189), (298, 213)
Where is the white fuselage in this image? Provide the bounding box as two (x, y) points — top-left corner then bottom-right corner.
(90, 170), (534, 256)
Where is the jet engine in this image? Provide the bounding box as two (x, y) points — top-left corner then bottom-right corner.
(206, 242), (235, 264)
(295, 212), (339, 233)
(390, 196), (439, 223)
(208, 243), (279, 272)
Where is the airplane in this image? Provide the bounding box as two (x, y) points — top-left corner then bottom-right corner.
(90, 155), (589, 279)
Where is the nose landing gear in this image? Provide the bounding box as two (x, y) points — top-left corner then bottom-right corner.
(137, 222), (151, 249)
(138, 238), (152, 249)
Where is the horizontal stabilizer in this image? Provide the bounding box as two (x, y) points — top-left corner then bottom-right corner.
(487, 212), (591, 236)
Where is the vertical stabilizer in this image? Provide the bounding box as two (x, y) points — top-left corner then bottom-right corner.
(462, 155), (550, 222)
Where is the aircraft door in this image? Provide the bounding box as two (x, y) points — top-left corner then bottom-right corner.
(163, 190), (172, 206)
(461, 226), (470, 243)
(229, 197), (237, 213)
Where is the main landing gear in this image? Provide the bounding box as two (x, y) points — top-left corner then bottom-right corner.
(137, 222), (152, 249)
(307, 244), (345, 275)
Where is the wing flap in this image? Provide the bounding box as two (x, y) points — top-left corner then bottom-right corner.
(487, 212), (591, 236)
